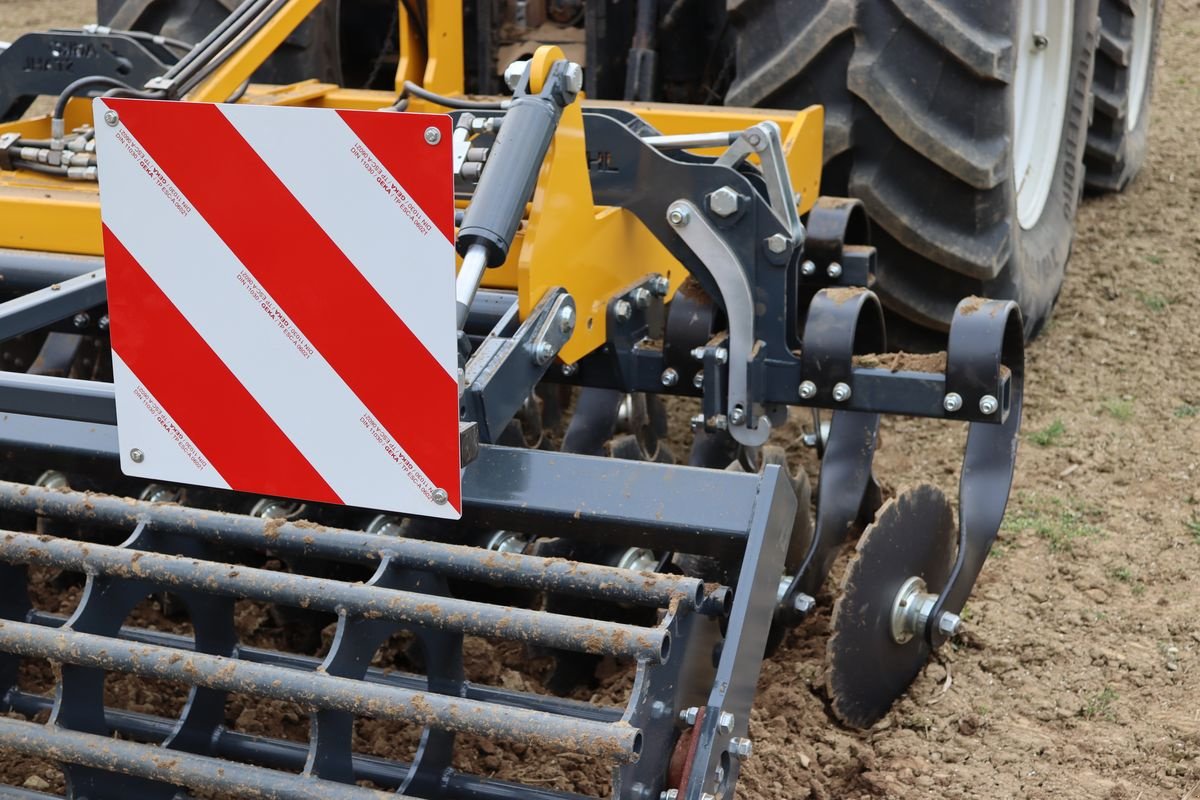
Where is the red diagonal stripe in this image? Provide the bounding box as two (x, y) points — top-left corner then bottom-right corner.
(104, 226), (342, 504)
(336, 109), (455, 243)
(110, 99), (461, 512)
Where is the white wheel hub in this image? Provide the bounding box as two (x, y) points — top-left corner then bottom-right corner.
(1128, 0), (1155, 131)
(1012, 0), (1075, 230)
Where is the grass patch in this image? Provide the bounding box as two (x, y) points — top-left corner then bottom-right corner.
(1081, 687), (1118, 721)
(1135, 290), (1169, 312)
(1109, 565), (1133, 583)
(1102, 398), (1135, 421)
(1187, 518), (1200, 543)
(1175, 404), (1199, 418)
(1028, 419), (1066, 447)
(1003, 494), (1103, 553)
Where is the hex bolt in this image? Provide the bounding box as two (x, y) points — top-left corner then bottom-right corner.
(765, 233), (791, 255)
(98, 314), (109, 330)
(563, 62), (585, 95)
(650, 274), (670, 296)
(729, 405), (746, 425)
(710, 415), (729, 431)
(679, 706), (700, 726)
(801, 260), (817, 277)
(831, 382), (852, 402)
(503, 60), (529, 90)
(692, 370), (704, 389)
(943, 392), (963, 413)
(793, 593), (816, 615)
(708, 186), (740, 218)
(689, 414), (705, 432)
(745, 131), (762, 147)
(713, 347), (728, 365)
(614, 299), (633, 322)
(1032, 32), (1049, 50)
(979, 394), (999, 415)
(561, 363), (578, 377)
(103, 109), (119, 127)
(661, 368), (679, 388)
(72, 313), (90, 329)
(660, 791), (679, 800)
(690, 346), (706, 362)
(826, 262), (843, 279)
(667, 205), (691, 227)
(938, 612), (963, 637)
(423, 126), (442, 145)
(431, 488), (449, 505)
(798, 380), (817, 400)
(128, 448), (144, 463)
(558, 305), (576, 333)
(730, 737), (753, 759)
(632, 287), (652, 309)
(717, 711), (735, 735)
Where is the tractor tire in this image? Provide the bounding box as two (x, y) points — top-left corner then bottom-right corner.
(727, 1), (1101, 342)
(1085, 0), (1163, 192)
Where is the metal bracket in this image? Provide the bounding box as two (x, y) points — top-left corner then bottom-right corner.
(666, 200), (769, 447)
(716, 122), (805, 246)
(461, 288), (575, 443)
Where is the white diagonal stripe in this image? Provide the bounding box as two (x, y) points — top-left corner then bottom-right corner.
(111, 351), (231, 489)
(218, 102), (457, 379)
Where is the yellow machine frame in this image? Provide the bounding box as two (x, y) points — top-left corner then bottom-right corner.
(0, 0), (823, 362)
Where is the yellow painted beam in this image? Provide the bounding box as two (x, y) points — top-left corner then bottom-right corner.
(422, 0), (465, 96)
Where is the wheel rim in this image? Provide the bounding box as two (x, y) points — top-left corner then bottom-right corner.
(1128, 0), (1155, 131)
(1012, 0), (1075, 230)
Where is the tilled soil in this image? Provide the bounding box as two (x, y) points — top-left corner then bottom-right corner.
(1, 2), (1199, 798)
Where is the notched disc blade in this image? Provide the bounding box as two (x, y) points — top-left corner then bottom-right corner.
(826, 484), (956, 728)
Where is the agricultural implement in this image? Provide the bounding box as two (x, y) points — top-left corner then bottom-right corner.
(0, 2), (1030, 798)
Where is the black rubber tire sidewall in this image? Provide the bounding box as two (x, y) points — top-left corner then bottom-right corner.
(1085, 0), (1165, 193)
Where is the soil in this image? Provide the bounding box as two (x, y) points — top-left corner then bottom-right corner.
(2, 2), (1200, 799)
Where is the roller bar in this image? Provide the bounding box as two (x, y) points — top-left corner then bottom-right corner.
(0, 481), (705, 611)
(0, 620), (644, 761)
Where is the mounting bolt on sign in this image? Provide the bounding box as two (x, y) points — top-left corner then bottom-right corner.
(95, 99), (461, 519)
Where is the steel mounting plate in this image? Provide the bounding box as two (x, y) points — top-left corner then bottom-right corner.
(95, 98), (462, 518)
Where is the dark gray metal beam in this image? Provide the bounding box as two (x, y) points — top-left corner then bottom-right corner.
(0, 372), (116, 424)
(0, 248), (101, 291)
(0, 268), (106, 342)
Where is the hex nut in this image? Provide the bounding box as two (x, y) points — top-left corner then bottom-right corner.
(765, 234), (791, 254)
(708, 186), (740, 218)
(667, 205), (691, 226)
(938, 612), (963, 637)
(798, 380), (817, 399)
(943, 392), (963, 413)
(831, 382), (852, 402)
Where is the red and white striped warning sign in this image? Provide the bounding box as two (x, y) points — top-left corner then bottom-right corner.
(95, 98), (461, 519)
